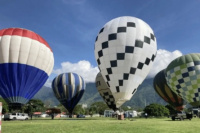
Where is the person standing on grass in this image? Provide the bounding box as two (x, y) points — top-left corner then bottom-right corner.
(30, 114), (33, 120)
(51, 113), (54, 120)
(145, 113), (148, 119)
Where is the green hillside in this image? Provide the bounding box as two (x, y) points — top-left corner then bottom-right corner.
(34, 78), (166, 108)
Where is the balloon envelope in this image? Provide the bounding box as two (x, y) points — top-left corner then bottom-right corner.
(153, 69), (185, 111)
(165, 53), (200, 107)
(94, 16), (157, 107)
(52, 73), (85, 114)
(0, 28), (54, 106)
(95, 72), (118, 111)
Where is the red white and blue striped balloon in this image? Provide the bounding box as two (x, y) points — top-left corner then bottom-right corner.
(0, 28), (54, 106)
(52, 73), (85, 114)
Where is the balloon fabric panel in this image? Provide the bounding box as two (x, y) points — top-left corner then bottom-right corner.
(0, 28), (54, 75)
(0, 64), (48, 104)
(95, 72), (117, 111)
(0, 28), (54, 105)
(153, 70), (185, 111)
(165, 54), (200, 107)
(0, 28), (51, 50)
(95, 16), (157, 107)
(52, 73), (85, 114)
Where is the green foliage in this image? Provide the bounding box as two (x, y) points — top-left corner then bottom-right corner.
(165, 104), (176, 115)
(73, 105), (85, 115)
(144, 103), (169, 117)
(23, 99), (46, 114)
(90, 101), (109, 115)
(56, 104), (68, 113)
(0, 97), (9, 113)
(136, 108), (144, 112)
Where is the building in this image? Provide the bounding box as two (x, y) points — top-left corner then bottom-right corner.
(82, 103), (87, 109)
(124, 110), (137, 118)
(192, 108), (200, 118)
(104, 110), (114, 117)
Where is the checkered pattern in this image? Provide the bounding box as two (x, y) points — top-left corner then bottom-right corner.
(100, 91), (117, 110)
(94, 17), (157, 106)
(96, 72), (117, 111)
(166, 61), (200, 105)
(154, 70), (185, 111)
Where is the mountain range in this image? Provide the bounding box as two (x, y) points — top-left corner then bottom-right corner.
(34, 78), (167, 109)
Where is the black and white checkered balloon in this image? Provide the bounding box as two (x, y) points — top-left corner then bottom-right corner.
(94, 16), (157, 107)
(95, 72), (118, 111)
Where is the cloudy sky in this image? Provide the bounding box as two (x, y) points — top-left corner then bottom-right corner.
(1, 0), (200, 86)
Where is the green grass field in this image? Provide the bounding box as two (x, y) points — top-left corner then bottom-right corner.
(2, 117), (200, 133)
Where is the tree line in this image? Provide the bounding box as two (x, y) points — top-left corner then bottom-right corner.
(1, 97), (186, 117)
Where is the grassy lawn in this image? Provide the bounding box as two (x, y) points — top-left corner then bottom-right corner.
(2, 117), (200, 133)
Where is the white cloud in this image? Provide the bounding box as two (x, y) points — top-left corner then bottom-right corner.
(44, 79), (52, 88)
(43, 49), (182, 87)
(53, 60), (99, 83)
(147, 49), (183, 78)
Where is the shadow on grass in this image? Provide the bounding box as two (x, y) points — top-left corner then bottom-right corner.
(164, 119), (192, 121)
(164, 120), (176, 121)
(28, 117), (116, 121)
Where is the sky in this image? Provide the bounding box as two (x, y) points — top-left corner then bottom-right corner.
(0, 0), (200, 87)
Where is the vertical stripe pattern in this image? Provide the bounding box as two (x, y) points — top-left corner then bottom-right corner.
(153, 69), (185, 111)
(52, 73), (85, 113)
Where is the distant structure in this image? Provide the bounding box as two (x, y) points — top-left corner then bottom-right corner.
(192, 108), (200, 118)
(104, 110), (114, 117)
(124, 110), (138, 118)
(82, 104), (87, 109)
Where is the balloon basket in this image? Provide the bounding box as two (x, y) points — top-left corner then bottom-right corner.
(117, 114), (124, 120)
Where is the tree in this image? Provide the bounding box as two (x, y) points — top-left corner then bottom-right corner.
(90, 102), (109, 115)
(73, 105), (85, 115)
(23, 99), (46, 114)
(0, 97), (9, 114)
(165, 104), (176, 115)
(144, 103), (169, 117)
(57, 104), (68, 113)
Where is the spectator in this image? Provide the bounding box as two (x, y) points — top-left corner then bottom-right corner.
(145, 113), (148, 119)
(51, 113), (54, 120)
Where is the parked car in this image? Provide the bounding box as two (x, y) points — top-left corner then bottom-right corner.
(171, 111), (192, 121)
(60, 114), (68, 118)
(77, 114), (85, 118)
(4, 113), (29, 121)
(40, 114), (49, 118)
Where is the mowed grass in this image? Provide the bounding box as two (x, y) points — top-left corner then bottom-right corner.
(2, 117), (200, 133)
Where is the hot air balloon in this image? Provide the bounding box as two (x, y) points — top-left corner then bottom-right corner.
(153, 69), (185, 111)
(95, 72), (118, 111)
(0, 28), (54, 108)
(165, 53), (200, 107)
(94, 16), (157, 108)
(52, 72), (85, 114)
